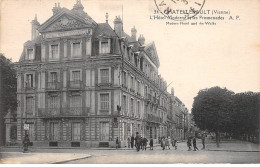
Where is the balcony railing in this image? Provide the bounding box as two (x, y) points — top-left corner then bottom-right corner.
(99, 110), (109, 115)
(24, 85), (34, 90)
(68, 81), (83, 89)
(38, 107), (89, 117)
(147, 114), (160, 123)
(47, 82), (60, 90)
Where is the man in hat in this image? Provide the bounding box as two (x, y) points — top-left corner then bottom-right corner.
(135, 132), (141, 151)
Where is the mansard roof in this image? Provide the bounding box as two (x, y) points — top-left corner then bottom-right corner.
(144, 42), (160, 68)
(93, 23), (118, 38)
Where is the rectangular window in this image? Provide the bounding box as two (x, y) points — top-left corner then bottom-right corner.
(27, 49), (33, 60)
(72, 122), (80, 141)
(72, 71), (80, 81)
(70, 95), (82, 108)
(122, 71), (127, 86)
(73, 42), (81, 57)
(137, 81), (140, 93)
(51, 44), (59, 59)
(26, 74), (33, 88)
(100, 93), (109, 110)
(130, 98), (134, 116)
(26, 97), (33, 114)
(101, 40), (110, 54)
(50, 122), (60, 141)
(123, 95), (127, 115)
(131, 76), (134, 89)
(145, 86), (148, 97)
(100, 69), (109, 83)
(50, 72), (57, 83)
(137, 101), (140, 117)
(49, 96), (58, 108)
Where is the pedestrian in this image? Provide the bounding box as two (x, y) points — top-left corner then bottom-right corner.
(140, 137), (143, 150)
(161, 137), (166, 150)
(135, 132), (141, 152)
(165, 137), (170, 149)
(131, 135), (135, 148)
(23, 134), (30, 152)
(149, 137), (153, 150)
(127, 136), (131, 148)
(201, 134), (205, 150)
(116, 137), (119, 149)
(143, 137), (148, 150)
(173, 139), (178, 150)
(134, 135), (137, 148)
(187, 137), (192, 151)
(193, 137), (199, 151)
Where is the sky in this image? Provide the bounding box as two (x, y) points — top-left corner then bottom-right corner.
(0, 0), (259, 112)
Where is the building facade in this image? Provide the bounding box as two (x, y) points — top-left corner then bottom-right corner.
(8, 1), (178, 147)
(168, 89), (189, 140)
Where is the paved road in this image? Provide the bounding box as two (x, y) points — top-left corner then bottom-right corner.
(65, 143), (260, 163)
(1, 141), (259, 163)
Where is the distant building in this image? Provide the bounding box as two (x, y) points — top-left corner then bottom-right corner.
(168, 88), (189, 140)
(7, 1), (175, 147)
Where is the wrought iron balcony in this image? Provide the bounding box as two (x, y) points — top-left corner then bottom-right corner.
(24, 85), (35, 91)
(47, 82), (60, 91)
(96, 82), (112, 87)
(99, 110), (109, 115)
(68, 81), (83, 89)
(38, 107), (90, 117)
(61, 107), (89, 116)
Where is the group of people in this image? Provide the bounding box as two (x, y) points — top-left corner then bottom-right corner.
(126, 132), (154, 151)
(117, 132), (206, 152)
(187, 134), (206, 151)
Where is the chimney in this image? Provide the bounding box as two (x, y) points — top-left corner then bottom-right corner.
(131, 26), (137, 41)
(138, 34), (145, 45)
(105, 12), (109, 23)
(31, 15), (40, 40)
(52, 3), (61, 15)
(113, 16), (123, 37)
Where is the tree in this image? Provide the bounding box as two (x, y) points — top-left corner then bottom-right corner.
(0, 53), (17, 145)
(191, 86), (234, 147)
(232, 92), (260, 142)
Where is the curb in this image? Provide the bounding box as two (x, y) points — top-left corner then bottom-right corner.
(51, 154), (92, 164)
(207, 150), (260, 152)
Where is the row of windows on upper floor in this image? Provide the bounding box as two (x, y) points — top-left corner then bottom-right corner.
(23, 38), (167, 91)
(20, 68), (168, 108)
(25, 38), (111, 61)
(22, 92), (166, 121)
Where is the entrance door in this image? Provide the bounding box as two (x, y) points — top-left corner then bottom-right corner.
(100, 122), (109, 141)
(50, 122), (59, 141)
(72, 122), (80, 141)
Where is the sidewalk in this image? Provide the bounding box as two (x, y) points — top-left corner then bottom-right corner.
(1, 144), (161, 151)
(205, 140), (260, 152)
(0, 151), (91, 164)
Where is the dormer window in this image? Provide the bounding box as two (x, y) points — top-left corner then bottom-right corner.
(26, 49), (34, 60)
(100, 39), (110, 54)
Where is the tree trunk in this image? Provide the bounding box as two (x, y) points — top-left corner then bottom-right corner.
(216, 132), (220, 148)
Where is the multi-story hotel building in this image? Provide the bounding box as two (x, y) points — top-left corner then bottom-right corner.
(11, 1), (173, 147)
